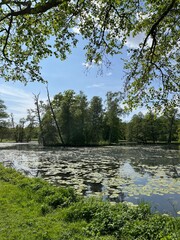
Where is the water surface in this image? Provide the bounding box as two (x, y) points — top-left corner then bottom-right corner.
(0, 143), (179, 216)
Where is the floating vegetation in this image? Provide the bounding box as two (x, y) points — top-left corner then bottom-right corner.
(0, 144), (179, 215)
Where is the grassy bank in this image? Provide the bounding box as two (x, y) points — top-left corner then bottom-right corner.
(0, 164), (179, 240)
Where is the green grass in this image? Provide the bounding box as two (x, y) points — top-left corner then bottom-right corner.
(0, 164), (179, 240)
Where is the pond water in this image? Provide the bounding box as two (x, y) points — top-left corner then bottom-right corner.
(0, 143), (180, 216)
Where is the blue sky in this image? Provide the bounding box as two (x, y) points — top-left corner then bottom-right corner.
(0, 33), (147, 123)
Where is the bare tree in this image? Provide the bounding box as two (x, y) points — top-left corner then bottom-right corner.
(33, 93), (46, 145)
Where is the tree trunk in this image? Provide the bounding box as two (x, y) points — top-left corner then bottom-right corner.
(34, 94), (46, 146)
(46, 87), (64, 145)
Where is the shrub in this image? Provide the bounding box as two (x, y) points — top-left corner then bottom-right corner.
(65, 198), (109, 222)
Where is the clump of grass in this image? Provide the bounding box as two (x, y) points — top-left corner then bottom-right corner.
(0, 164), (179, 240)
(0, 164), (79, 210)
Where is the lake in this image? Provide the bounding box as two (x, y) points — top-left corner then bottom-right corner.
(0, 143), (180, 216)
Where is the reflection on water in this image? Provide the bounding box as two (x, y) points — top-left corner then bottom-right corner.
(0, 143), (180, 216)
(128, 193), (180, 216)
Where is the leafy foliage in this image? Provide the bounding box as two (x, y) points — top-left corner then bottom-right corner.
(0, 99), (8, 119)
(0, 92), (179, 144)
(0, 99), (9, 141)
(126, 109), (179, 144)
(40, 90), (124, 145)
(0, 1), (179, 108)
(65, 198), (179, 239)
(0, 164), (179, 240)
(103, 92), (124, 143)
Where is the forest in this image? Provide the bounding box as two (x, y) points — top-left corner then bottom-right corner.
(0, 90), (179, 146)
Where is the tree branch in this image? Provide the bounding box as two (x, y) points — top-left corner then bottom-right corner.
(142, 0), (177, 51)
(0, 1), (30, 7)
(3, 14), (13, 62)
(126, 0), (177, 87)
(0, 0), (69, 22)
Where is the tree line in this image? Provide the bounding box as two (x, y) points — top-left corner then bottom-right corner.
(0, 90), (179, 145)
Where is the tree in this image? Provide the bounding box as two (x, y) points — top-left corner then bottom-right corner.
(144, 111), (159, 143)
(87, 96), (104, 144)
(53, 90), (76, 145)
(41, 108), (59, 145)
(0, 1), (179, 108)
(0, 99), (9, 141)
(178, 125), (180, 143)
(25, 109), (38, 142)
(163, 107), (179, 144)
(126, 112), (147, 143)
(103, 92), (123, 143)
(71, 91), (88, 145)
(33, 94), (46, 145)
(0, 99), (8, 120)
(14, 118), (26, 142)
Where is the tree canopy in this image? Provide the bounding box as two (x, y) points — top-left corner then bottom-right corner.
(0, 92), (179, 144)
(0, 0), (179, 108)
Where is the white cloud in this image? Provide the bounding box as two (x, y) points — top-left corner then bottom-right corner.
(125, 32), (145, 49)
(0, 85), (30, 99)
(72, 26), (80, 34)
(0, 84), (35, 123)
(125, 32), (152, 49)
(106, 72), (112, 76)
(87, 83), (104, 88)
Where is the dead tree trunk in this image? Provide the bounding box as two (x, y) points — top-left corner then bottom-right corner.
(33, 93), (46, 146)
(46, 87), (64, 145)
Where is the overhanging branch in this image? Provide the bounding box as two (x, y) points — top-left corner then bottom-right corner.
(2, 14), (13, 62)
(126, 0), (177, 87)
(0, 0), (70, 22)
(142, 0), (177, 52)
